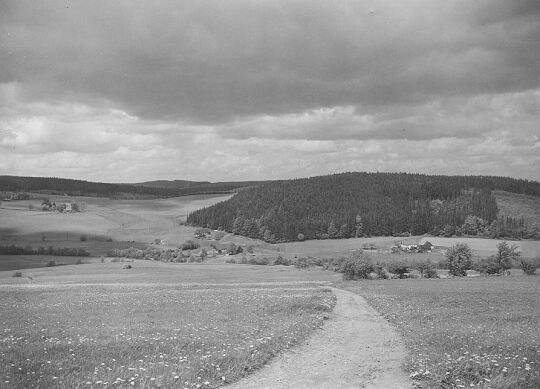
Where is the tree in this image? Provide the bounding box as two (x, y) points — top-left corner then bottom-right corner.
(495, 241), (520, 274)
(328, 221), (338, 239)
(446, 243), (472, 277)
(200, 248), (208, 261)
(342, 251), (373, 280)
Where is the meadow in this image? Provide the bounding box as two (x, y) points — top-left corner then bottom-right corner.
(0, 193), (232, 250)
(0, 261), (338, 389)
(340, 276), (540, 389)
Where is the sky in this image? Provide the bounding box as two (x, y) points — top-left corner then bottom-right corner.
(1, 0), (540, 183)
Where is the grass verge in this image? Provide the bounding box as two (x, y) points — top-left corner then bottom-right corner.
(0, 284), (335, 388)
(339, 276), (540, 388)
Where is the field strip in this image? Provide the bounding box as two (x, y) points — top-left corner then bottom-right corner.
(0, 281), (333, 289)
(225, 287), (412, 389)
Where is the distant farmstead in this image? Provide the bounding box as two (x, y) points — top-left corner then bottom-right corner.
(420, 241), (433, 252)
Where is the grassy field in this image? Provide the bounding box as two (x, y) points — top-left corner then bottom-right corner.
(0, 194), (232, 255)
(0, 255), (101, 272)
(0, 261), (337, 388)
(340, 276), (540, 389)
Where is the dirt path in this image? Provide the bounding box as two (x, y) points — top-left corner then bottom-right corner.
(226, 287), (412, 389)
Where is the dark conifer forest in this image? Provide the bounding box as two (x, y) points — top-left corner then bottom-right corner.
(187, 172), (540, 242)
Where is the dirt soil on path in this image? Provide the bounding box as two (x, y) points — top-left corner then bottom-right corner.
(226, 287), (412, 389)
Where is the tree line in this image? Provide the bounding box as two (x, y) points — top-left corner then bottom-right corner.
(0, 244), (90, 257)
(187, 172), (540, 242)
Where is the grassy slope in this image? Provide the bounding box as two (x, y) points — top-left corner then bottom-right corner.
(494, 191), (540, 225)
(0, 262), (337, 389)
(340, 277), (540, 389)
(0, 194), (232, 253)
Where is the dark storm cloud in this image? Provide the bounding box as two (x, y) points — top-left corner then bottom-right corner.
(2, 0), (540, 123)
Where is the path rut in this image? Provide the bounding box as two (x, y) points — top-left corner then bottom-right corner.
(226, 287), (412, 389)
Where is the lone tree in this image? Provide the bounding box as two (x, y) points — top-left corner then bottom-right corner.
(446, 243), (472, 277)
(496, 241), (520, 274)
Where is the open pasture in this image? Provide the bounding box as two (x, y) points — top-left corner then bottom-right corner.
(0, 255), (100, 272)
(341, 276), (540, 388)
(0, 261), (337, 389)
(418, 237), (540, 258)
(0, 194), (232, 253)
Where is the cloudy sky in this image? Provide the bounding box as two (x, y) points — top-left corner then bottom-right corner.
(1, 0), (539, 183)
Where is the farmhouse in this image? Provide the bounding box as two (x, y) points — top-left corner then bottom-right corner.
(420, 241), (433, 253)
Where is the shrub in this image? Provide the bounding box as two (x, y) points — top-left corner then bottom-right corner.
(387, 261), (409, 279)
(495, 241), (520, 273)
(46, 260), (56, 267)
(342, 251), (373, 280)
(373, 264), (388, 279)
(294, 257), (311, 269)
(474, 256), (502, 275)
(239, 255), (247, 264)
(520, 258), (539, 275)
(80, 235), (87, 242)
(414, 260), (438, 278)
(181, 240), (200, 250)
(446, 243), (472, 277)
(122, 264), (132, 269)
(225, 257), (236, 264)
(12, 271), (22, 277)
(324, 257), (347, 272)
(274, 255), (291, 266)
(105, 237), (113, 242)
(75, 258), (83, 265)
(248, 257), (269, 265)
(99, 256), (105, 263)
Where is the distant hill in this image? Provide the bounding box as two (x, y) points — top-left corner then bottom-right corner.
(0, 176), (259, 199)
(134, 180), (211, 189)
(187, 172), (540, 242)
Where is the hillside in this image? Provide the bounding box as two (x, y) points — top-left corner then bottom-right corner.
(134, 180), (211, 188)
(0, 176), (256, 199)
(187, 172), (540, 242)
(494, 190), (540, 226)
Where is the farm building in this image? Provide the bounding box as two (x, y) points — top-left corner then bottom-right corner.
(419, 241), (433, 252)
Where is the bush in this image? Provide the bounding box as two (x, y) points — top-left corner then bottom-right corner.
(520, 258), (539, 275)
(225, 257), (236, 264)
(387, 261), (409, 279)
(373, 264), (388, 279)
(75, 258), (83, 265)
(80, 235), (87, 242)
(46, 260), (56, 267)
(105, 237), (113, 242)
(414, 260), (438, 278)
(342, 251), (373, 280)
(239, 255), (247, 264)
(474, 256), (502, 275)
(122, 264), (132, 269)
(181, 240), (200, 250)
(294, 257), (311, 269)
(446, 243), (472, 277)
(12, 271), (22, 277)
(274, 255), (291, 266)
(495, 241), (520, 273)
(250, 257), (269, 265)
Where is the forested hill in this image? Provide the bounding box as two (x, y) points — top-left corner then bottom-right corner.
(0, 176), (256, 198)
(187, 172), (540, 242)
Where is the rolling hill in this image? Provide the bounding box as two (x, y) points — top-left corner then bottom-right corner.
(0, 176), (260, 198)
(187, 172), (540, 242)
